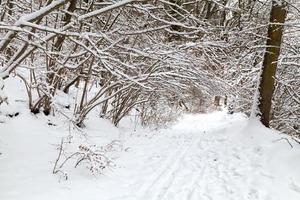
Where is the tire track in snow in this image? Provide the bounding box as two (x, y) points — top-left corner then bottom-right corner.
(139, 130), (226, 200)
(139, 135), (202, 200)
(137, 127), (234, 200)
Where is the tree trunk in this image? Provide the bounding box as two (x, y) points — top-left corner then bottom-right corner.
(257, 0), (287, 127)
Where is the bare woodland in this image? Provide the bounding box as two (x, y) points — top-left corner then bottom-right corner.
(0, 0), (299, 136)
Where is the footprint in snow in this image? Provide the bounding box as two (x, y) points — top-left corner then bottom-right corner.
(289, 181), (300, 194)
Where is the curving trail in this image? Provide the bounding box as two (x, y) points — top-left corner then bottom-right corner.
(108, 112), (300, 200)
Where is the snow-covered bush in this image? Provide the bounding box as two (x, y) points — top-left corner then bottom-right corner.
(53, 138), (122, 178)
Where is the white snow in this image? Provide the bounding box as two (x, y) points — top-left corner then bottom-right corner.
(1, 79), (300, 200)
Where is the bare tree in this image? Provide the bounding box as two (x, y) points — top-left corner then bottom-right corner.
(257, 0), (287, 127)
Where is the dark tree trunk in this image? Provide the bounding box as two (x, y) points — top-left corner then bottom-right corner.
(257, 0), (287, 127)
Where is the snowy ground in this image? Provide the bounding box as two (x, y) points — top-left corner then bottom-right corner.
(1, 80), (300, 200)
(1, 110), (300, 200)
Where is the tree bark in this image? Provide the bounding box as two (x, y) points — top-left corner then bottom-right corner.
(257, 0), (287, 127)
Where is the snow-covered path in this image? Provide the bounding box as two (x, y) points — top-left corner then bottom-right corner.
(107, 113), (300, 200)
(1, 112), (300, 200)
(113, 114), (272, 200)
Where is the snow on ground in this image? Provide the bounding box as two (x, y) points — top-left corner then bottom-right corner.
(1, 80), (300, 200)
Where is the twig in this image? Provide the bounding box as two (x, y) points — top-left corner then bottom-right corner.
(273, 137), (293, 148)
(53, 138), (64, 174)
(292, 137), (300, 145)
